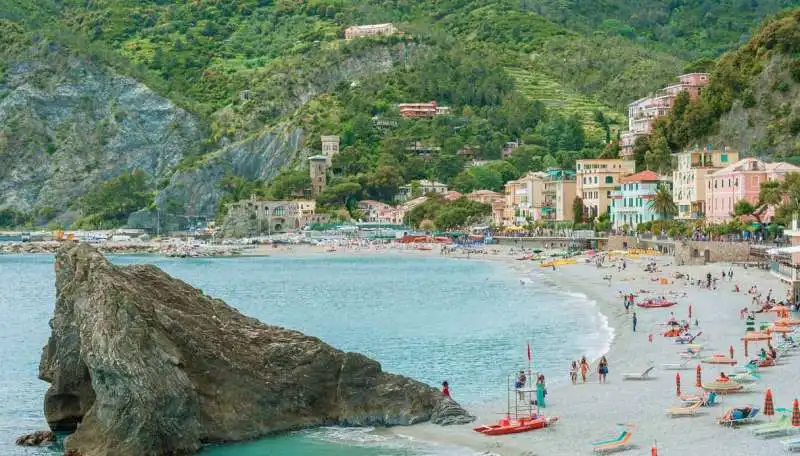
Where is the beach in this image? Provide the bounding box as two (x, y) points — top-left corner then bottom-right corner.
(387, 250), (800, 455)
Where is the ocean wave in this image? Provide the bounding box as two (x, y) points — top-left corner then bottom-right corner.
(303, 427), (482, 455)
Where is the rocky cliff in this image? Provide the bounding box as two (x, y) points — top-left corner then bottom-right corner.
(39, 243), (472, 455)
(0, 42), (204, 222)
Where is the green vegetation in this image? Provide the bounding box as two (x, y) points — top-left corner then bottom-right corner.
(73, 170), (153, 228)
(406, 195), (491, 230)
(649, 184), (679, 220)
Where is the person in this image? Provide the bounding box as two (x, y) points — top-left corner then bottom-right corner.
(717, 372), (729, 382)
(632, 312), (638, 333)
(536, 374), (546, 408)
(441, 381), (450, 398)
(760, 348), (768, 361)
(569, 361), (578, 385)
(515, 370), (527, 400)
(598, 356), (609, 384)
(579, 356), (590, 383)
(770, 345), (778, 360)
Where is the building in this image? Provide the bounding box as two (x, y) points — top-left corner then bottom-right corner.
(395, 196), (428, 223)
(576, 159), (636, 219)
(406, 141), (442, 158)
(226, 196), (316, 233)
(344, 23), (396, 40)
(443, 191), (463, 201)
(321, 135), (340, 165)
(672, 146), (739, 220)
(467, 189), (504, 205)
(399, 102), (450, 119)
(501, 141), (520, 159)
(609, 170), (671, 230)
(308, 155), (328, 195)
(395, 180), (448, 202)
(356, 200), (402, 224)
(541, 169), (577, 222)
(704, 158), (800, 224)
(768, 217), (800, 301)
(502, 172), (549, 225)
(619, 73), (710, 159)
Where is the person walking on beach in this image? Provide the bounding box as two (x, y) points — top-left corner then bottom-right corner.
(579, 356), (590, 383)
(570, 361), (578, 385)
(632, 312), (638, 332)
(598, 356), (609, 384)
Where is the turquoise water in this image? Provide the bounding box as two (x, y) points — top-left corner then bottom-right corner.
(0, 254), (611, 455)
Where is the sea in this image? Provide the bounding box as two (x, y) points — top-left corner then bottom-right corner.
(0, 253), (613, 456)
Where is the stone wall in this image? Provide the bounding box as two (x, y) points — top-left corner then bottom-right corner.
(674, 241), (752, 265)
(606, 235), (637, 251)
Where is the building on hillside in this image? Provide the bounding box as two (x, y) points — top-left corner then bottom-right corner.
(399, 102), (449, 119)
(395, 196), (428, 223)
(321, 135), (340, 165)
(406, 141), (442, 158)
(576, 159), (636, 220)
(672, 146), (739, 220)
(467, 189), (504, 205)
(609, 170), (671, 230)
(443, 191), (463, 201)
(704, 158), (800, 224)
(344, 23), (397, 40)
(541, 168), (577, 222)
(619, 73), (710, 159)
(501, 141), (520, 159)
(356, 200), (402, 224)
(457, 146), (479, 159)
(395, 180), (448, 202)
(226, 196), (316, 233)
(308, 155), (328, 195)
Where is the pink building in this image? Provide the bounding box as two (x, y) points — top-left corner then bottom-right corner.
(399, 102), (449, 119)
(704, 158), (800, 223)
(356, 200), (403, 224)
(619, 73), (710, 159)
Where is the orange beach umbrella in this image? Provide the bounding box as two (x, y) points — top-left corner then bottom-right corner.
(764, 389), (775, 418)
(695, 364), (702, 388)
(793, 399), (800, 427)
(742, 332), (771, 342)
(675, 373), (681, 397)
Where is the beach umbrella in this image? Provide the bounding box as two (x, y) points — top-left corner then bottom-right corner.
(744, 340), (749, 358)
(688, 304), (692, 319)
(742, 332), (771, 342)
(695, 364), (702, 387)
(675, 372), (681, 397)
(764, 389), (775, 418)
(793, 399), (800, 427)
(729, 345), (734, 360)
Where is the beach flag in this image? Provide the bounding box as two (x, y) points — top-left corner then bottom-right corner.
(764, 389), (774, 418)
(695, 364), (702, 388)
(793, 399), (800, 427)
(675, 373), (681, 397)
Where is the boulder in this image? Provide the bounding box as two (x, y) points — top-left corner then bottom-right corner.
(38, 243), (472, 455)
(15, 430), (55, 446)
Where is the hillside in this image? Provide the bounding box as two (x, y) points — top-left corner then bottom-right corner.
(0, 0), (794, 229)
(635, 9), (800, 172)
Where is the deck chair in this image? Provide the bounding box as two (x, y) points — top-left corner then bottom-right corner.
(781, 438), (800, 451)
(675, 331), (703, 344)
(622, 366), (655, 380)
(719, 407), (759, 427)
(593, 430), (633, 454)
(666, 400), (702, 417)
(662, 358), (691, 370)
(752, 415), (793, 438)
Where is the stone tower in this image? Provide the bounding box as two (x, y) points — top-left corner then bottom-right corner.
(308, 155), (328, 195)
(321, 135), (340, 165)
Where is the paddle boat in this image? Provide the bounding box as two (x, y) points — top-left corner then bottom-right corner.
(473, 415), (558, 435)
(637, 298), (677, 308)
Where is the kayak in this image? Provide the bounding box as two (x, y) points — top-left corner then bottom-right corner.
(473, 416), (558, 435)
(637, 299), (677, 308)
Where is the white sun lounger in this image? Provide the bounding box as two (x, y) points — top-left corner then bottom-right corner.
(622, 366), (655, 380)
(662, 358), (692, 370)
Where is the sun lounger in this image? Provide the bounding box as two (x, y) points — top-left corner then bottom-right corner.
(662, 358), (692, 370)
(666, 400), (702, 417)
(781, 438), (800, 451)
(593, 431), (633, 454)
(675, 331), (703, 344)
(622, 366), (655, 380)
(752, 415), (794, 438)
(718, 407), (759, 427)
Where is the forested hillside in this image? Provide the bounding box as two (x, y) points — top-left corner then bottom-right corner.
(0, 0), (794, 228)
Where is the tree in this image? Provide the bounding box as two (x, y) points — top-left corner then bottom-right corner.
(644, 132), (672, 173)
(363, 165), (403, 202)
(572, 196), (584, 224)
(77, 170), (153, 227)
(648, 184), (678, 220)
(420, 219), (436, 232)
(435, 207), (470, 230)
(316, 182), (362, 208)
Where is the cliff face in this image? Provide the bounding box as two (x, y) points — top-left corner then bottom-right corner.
(39, 243), (471, 455)
(0, 44), (204, 220)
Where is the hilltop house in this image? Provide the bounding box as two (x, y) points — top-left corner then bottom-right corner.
(395, 180), (448, 202)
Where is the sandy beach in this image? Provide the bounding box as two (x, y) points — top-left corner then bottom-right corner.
(370, 249), (800, 456)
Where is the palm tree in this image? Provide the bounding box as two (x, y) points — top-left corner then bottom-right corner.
(649, 184), (678, 221)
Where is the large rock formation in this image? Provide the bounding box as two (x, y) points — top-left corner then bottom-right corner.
(39, 243), (472, 455)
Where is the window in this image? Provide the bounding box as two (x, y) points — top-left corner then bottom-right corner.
(273, 207), (285, 216)
(635, 183), (639, 190)
(721, 154), (728, 162)
(605, 176), (613, 184)
(594, 176), (598, 184)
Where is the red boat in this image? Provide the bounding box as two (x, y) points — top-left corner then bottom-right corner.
(473, 416), (558, 435)
(637, 299), (677, 308)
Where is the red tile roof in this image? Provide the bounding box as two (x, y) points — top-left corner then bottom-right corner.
(621, 170), (661, 183)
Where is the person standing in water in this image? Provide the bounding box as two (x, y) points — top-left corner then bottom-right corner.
(536, 374), (546, 408)
(597, 356), (609, 384)
(569, 361), (578, 385)
(579, 356), (590, 383)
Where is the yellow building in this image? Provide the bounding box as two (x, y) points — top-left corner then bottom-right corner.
(575, 159), (635, 219)
(672, 147), (739, 220)
(542, 178), (577, 222)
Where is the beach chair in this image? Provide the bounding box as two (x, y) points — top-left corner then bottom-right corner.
(666, 400), (702, 417)
(718, 407), (760, 427)
(675, 331), (703, 345)
(751, 415), (794, 438)
(662, 357), (692, 370)
(622, 366), (655, 380)
(592, 431), (633, 454)
(781, 438), (800, 452)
